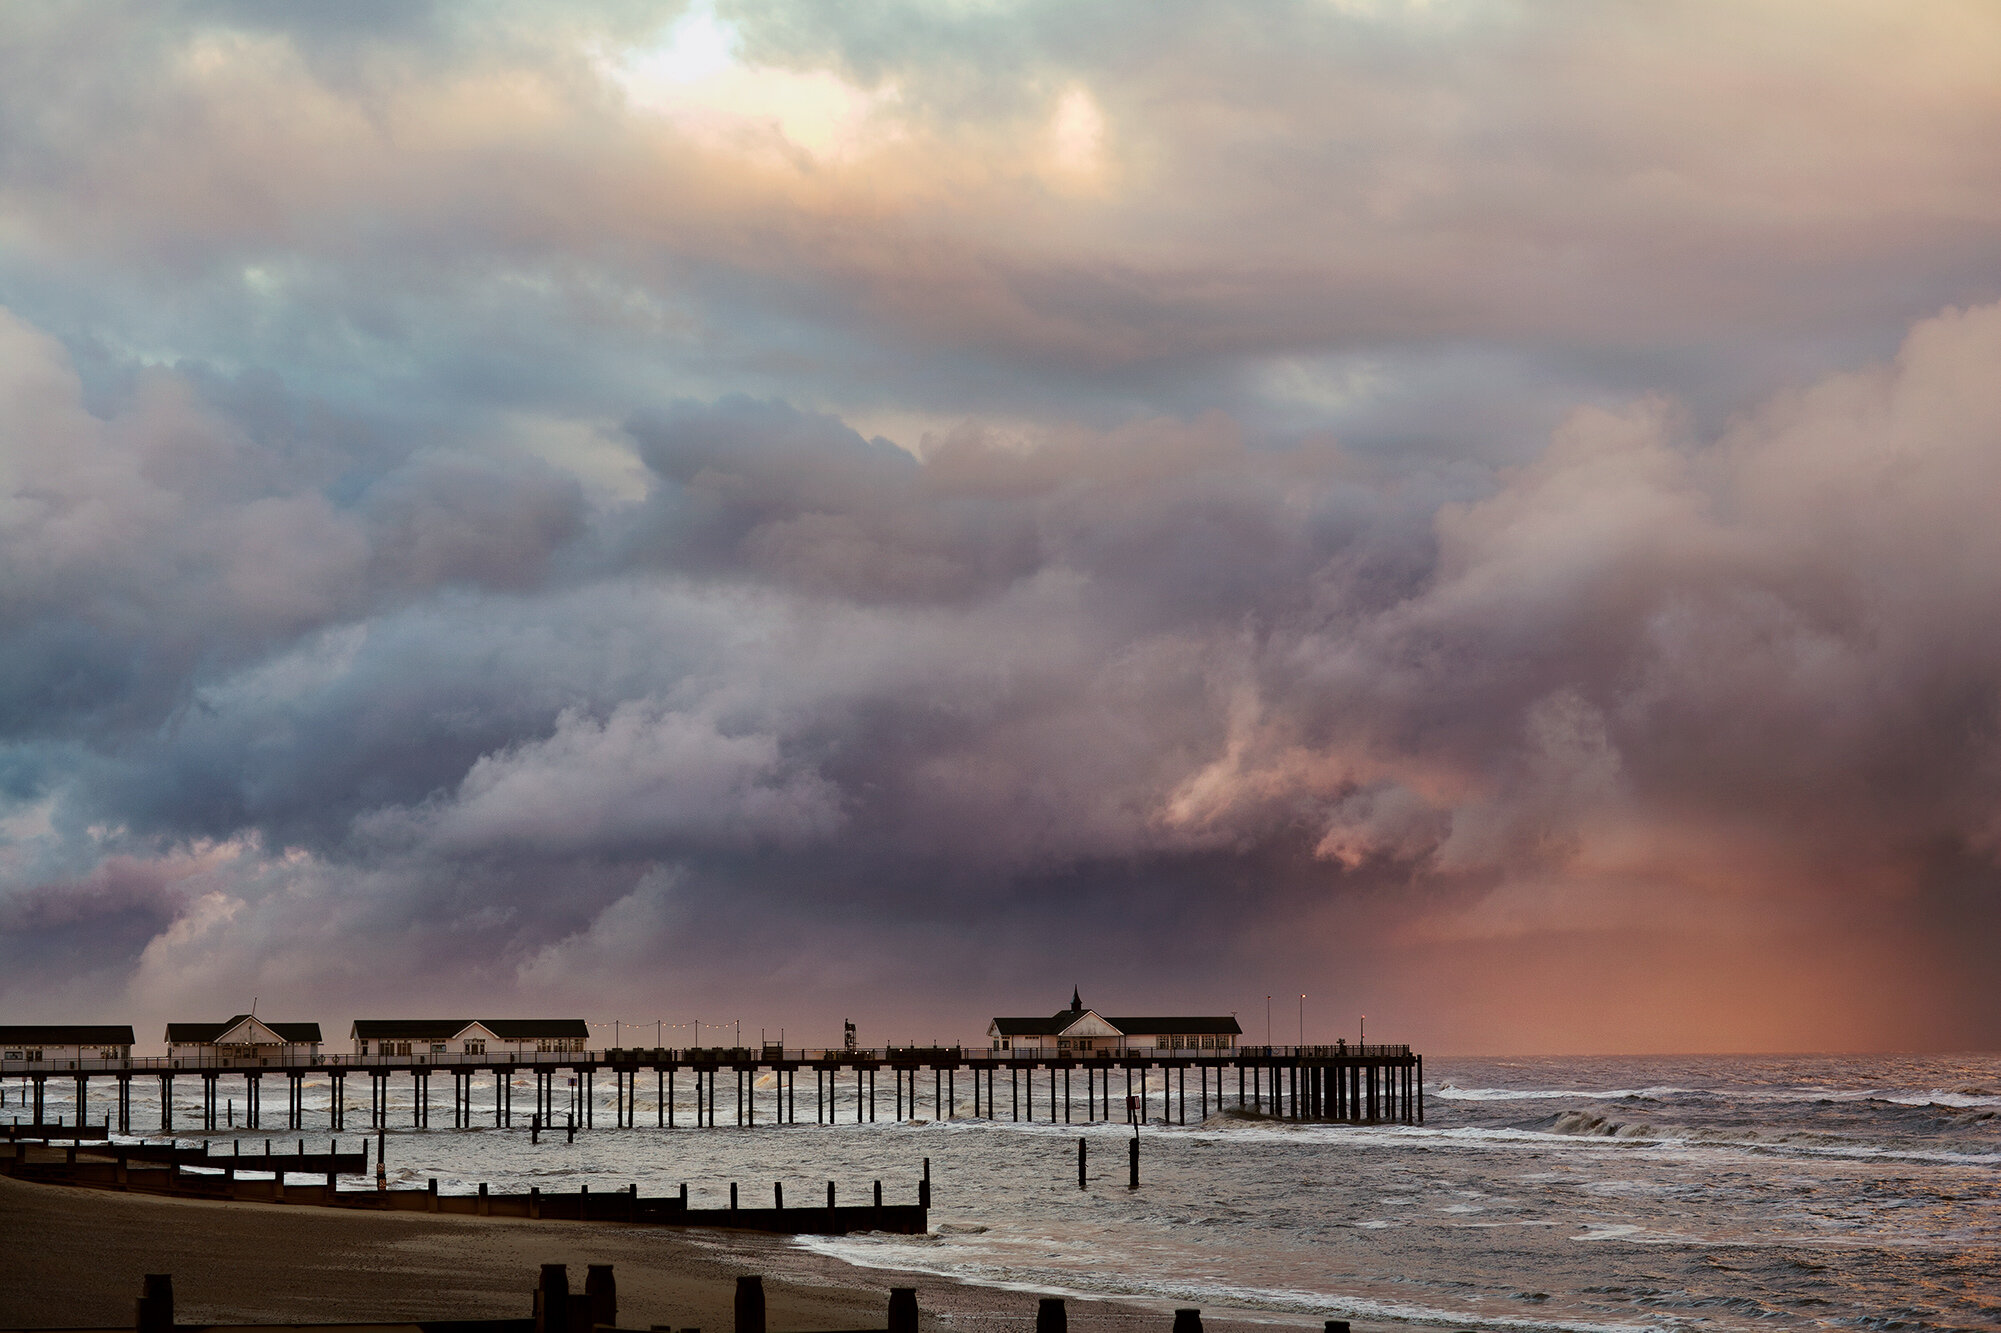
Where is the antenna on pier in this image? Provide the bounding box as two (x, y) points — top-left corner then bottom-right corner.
(251, 996), (258, 1017)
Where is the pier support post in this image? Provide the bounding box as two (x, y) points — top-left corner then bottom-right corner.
(1036, 1297), (1067, 1333)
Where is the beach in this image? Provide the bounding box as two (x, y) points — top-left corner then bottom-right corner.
(0, 1172), (1330, 1333)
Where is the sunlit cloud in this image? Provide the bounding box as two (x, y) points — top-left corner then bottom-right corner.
(602, 4), (904, 163)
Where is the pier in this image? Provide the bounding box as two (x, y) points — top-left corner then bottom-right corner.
(3, 1043), (1420, 1134)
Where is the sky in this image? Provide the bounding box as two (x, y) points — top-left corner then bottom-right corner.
(2, 1), (1999, 1055)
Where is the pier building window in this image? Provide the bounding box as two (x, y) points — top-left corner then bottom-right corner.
(431, 1043), (447, 1055)
(465, 1039), (485, 1055)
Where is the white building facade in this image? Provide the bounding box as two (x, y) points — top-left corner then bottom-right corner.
(0, 1025), (135, 1064)
(165, 1015), (322, 1065)
(351, 1019), (589, 1058)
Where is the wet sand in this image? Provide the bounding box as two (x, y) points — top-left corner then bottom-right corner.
(0, 1175), (1355, 1333)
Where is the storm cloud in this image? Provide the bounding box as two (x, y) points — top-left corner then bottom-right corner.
(2, 2), (1998, 1052)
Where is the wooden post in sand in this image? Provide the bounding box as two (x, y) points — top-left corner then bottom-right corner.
(534, 1263), (568, 1333)
(135, 1274), (173, 1333)
(734, 1275), (766, 1333)
(888, 1288), (918, 1333)
(584, 1265), (617, 1329)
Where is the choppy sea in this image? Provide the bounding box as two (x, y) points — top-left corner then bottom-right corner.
(16, 1054), (2000, 1332)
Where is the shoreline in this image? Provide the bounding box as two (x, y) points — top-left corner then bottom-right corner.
(0, 1174), (1379, 1333)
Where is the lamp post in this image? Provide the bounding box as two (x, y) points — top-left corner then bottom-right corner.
(1265, 996), (1272, 1049)
(1299, 994), (1305, 1049)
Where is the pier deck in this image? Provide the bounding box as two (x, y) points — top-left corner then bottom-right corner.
(4, 1044), (1420, 1134)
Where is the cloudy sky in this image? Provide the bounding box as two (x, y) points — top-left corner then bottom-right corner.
(2, 1), (1998, 1054)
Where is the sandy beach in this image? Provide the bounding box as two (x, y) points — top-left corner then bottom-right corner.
(0, 1174), (1341, 1333)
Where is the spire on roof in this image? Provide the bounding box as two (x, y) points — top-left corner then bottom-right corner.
(1071, 986), (1082, 1012)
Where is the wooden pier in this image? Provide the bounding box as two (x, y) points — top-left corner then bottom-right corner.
(4, 1043), (1420, 1135)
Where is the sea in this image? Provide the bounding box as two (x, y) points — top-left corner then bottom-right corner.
(15, 1054), (2000, 1333)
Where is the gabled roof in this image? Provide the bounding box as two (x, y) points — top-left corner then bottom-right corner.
(350, 1018), (590, 1041)
(166, 1016), (322, 1044)
(991, 1011), (1076, 1037)
(0, 1025), (135, 1046)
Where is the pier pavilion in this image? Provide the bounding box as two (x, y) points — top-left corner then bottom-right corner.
(988, 991), (1242, 1055)
(349, 1019), (588, 1059)
(0, 1025), (133, 1065)
(165, 1016), (322, 1066)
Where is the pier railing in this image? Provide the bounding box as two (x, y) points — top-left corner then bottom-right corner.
(0, 1042), (1411, 1074)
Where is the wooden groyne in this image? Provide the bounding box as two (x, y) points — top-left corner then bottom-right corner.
(4, 1265), (1327, 1333)
(0, 1136), (930, 1236)
(5, 1043), (1421, 1135)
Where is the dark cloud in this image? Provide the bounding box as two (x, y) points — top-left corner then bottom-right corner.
(0, 4), (1997, 1051)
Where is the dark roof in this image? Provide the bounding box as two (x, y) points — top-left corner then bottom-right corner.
(991, 1012), (1075, 1036)
(165, 1016), (322, 1044)
(990, 1010), (1241, 1037)
(350, 1019), (589, 1041)
(0, 1025), (135, 1046)
(1107, 1016), (1242, 1035)
(483, 1019), (590, 1040)
(352, 1019), (475, 1040)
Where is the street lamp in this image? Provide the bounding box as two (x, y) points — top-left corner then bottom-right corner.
(1299, 994), (1305, 1048)
(1266, 995), (1272, 1049)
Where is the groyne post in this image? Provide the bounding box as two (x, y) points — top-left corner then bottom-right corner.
(888, 1287), (918, 1333)
(134, 1274), (173, 1333)
(585, 1264), (617, 1329)
(735, 1275), (766, 1333)
(534, 1263), (568, 1333)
